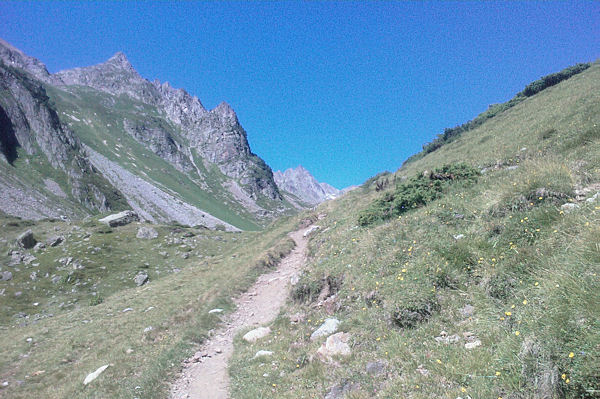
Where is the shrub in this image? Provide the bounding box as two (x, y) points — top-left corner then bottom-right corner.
(358, 164), (479, 226)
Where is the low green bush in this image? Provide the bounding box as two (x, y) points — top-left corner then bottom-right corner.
(358, 164), (479, 226)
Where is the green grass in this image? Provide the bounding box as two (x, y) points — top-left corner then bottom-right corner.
(227, 63), (600, 398)
(0, 213), (299, 398)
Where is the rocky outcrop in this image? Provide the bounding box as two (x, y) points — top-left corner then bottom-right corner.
(0, 39), (289, 227)
(0, 38), (63, 85)
(123, 118), (193, 173)
(274, 166), (340, 205)
(99, 210), (139, 227)
(55, 52), (281, 201)
(0, 54), (123, 213)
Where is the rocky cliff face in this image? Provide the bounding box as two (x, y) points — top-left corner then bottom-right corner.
(0, 38), (288, 228)
(55, 52), (280, 201)
(273, 166), (340, 205)
(0, 61), (121, 213)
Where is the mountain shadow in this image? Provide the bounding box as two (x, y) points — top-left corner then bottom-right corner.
(0, 105), (19, 164)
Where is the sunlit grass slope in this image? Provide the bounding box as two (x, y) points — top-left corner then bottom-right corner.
(228, 62), (600, 398)
(0, 214), (296, 398)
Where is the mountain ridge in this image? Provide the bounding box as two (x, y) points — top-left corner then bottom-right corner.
(0, 39), (295, 229)
(273, 165), (340, 205)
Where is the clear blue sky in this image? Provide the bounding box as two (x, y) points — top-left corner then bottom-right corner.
(1, 1), (598, 188)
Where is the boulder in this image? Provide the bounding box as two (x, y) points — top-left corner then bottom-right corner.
(317, 332), (351, 362)
(17, 230), (36, 249)
(310, 318), (340, 341)
(134, 272), (148, 286)
(99, 211), (139, 227)
(242, 327), (271, 343)
(136, 226), (158, 239)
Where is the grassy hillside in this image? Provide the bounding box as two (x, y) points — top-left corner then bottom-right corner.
(228, 63), (600, 398)
(0, 214), (297, 398)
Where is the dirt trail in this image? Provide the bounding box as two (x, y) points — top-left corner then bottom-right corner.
(170, 227), (311, 399)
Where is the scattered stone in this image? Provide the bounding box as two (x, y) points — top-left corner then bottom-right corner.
(99, 210), (139, 227)
(416, 364), (430, 376)
(310, 318), (340, 341)
(208, 308), (224, 314)
(253, 350), (273, 359)
(1, 271), (13, 281)
(303, 225), (321, 238)
(51, 275), (62, 284)
(317, 332), (351, 362)
(586, 192), (600, 203)
(242, 327), (271, 343)
(560, 203), (579, 213)
(22, 254), (36, 265)
(47, 236), (64, 247)
(435, 330), (460, 344)
(289, 313), (305, 324)
(17, 230), (36, 249)
(366, 360), (387, 376)
(143, 326), (153, 333)
(134, 272), (148, 286)
(34, 242), (46, 251)
(182, 231), (195, 238)
(460, 304), (475, 317)
(14, 291), (22, 297)
(136, 227), (158, 240)
(122, 308), (134, 313)
(324, 381), (361, 399)
(83, 364), (109, 385)
(465, 340), (482, 349)
(454, 234), (465, 240)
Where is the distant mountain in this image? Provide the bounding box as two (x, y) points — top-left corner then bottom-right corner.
(0, 39), (299, 230)
(273, 166), (340, 205)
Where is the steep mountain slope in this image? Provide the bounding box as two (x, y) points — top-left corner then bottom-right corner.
(0, 39), (295, 229)
(228, 62), (600, 398)
(274, 165), (340, 205)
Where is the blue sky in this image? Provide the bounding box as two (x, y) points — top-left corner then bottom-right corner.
(1, 1), (598, 188)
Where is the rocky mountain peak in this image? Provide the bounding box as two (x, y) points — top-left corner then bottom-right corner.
(212, 101), (238, 123)
(0, 38), (62, 85)
(274, 165), (340, 205)
(105, 51), (135, 71)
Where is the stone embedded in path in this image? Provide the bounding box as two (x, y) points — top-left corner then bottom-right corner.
(242, 327), (271, 343)
(83, 364), (109, 385)
(99, 210), (139, 227)
(253, 350), (273, 359)
(310, 318), (340, 341)
(136, 226), (158, 239)
(17, 230), (36, 249)
(303, 225), (321, 238)
(317, 332), (351, 362)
